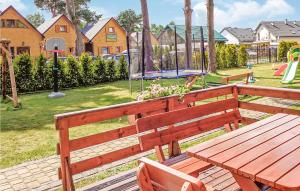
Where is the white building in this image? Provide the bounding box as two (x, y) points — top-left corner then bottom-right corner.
(255, 20), (300, 46)
(220, 27), (255, 45)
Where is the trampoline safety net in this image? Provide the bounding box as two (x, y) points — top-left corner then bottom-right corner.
(128, 25), (210, 80)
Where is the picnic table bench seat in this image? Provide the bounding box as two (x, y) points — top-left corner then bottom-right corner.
(81, 165), (241, 191)
(198, 166), (241, 191)
(136, 97), (241, 177)
(163, 153), (213, 177)
(137, 157), (242, 191)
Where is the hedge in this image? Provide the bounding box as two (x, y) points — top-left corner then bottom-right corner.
(277, 41), (298, 62)
(215, 44), (247, 69)
(2, 53), (128, 93)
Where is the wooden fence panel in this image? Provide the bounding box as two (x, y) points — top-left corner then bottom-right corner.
(237, 85), (300, 100)
(239, 102), (300, 116)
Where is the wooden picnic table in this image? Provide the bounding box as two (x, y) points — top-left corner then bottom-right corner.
(187, 113), (300, 191)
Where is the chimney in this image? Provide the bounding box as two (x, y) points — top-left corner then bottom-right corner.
(285, 19), (288, 24)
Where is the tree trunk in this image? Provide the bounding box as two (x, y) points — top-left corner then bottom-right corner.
(140, 0), (154, 70)
(184, 0), (193, 69)
(207, 0), (217, 73)
(65, 0), (84, 56)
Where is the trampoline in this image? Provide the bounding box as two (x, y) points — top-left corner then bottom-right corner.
(126, 25), (208, 92)
(131, 69), (206, 80)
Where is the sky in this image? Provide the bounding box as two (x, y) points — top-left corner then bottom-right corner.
(1, 0), (300, 31)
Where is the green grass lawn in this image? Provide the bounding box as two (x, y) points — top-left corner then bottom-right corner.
(0, 63), (299, 168)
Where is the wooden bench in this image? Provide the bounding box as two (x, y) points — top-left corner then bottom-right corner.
(56, 85), (299, 191)
(136, 98), (242, 177)
(137, 157), (241, 191)
(221, 72), (253, 85)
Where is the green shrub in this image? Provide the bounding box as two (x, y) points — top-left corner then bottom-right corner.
(278, 41), (298, 61)
(46, 58), (67, 89)
(238, 45), (248, 66)
(216, 44), (225, 69)
(278, 41), (287, 62)
(106, 60), (116, 82)
(80, 53), (94, 85)
(225, 45), (237, 68)
(13, 54), (33, 92)
(220, 45), (227, 68)
(33, 54), (51, 90)
(117, 55), (128, 80)
(94, 58), (107, 83)
(65, 56), (81, 87)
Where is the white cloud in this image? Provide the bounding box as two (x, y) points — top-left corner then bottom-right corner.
(0, 0), (26, 11)
(90, 6), (113, 18)
(193, 0), (294, 29)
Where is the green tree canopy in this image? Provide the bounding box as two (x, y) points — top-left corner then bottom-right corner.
(26, 12), (45, 27)
(34, 0), (101, 24)
(168, 21), (176, 25)
(151, 24), (164, 37)
(117, 9), (142, 34)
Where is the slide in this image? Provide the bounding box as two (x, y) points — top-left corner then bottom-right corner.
(281, 61), (299, 84)
(274, 63), (287, 76)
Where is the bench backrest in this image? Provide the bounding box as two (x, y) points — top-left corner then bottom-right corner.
(55, 85), (239, 191)
(137, 157), (206, 191)
(136, 98), (241, 151)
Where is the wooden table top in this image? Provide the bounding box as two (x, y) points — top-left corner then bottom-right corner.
(187, 113), (300, 191)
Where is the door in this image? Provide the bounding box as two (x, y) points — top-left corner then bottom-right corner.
(85, 43), (93, 55)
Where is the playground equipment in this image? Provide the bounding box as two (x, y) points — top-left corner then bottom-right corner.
(281, 45), (300, 84)
(0, 39), (19, 108)
(274, 63), (287, 76)
(127, 25), (207, 91)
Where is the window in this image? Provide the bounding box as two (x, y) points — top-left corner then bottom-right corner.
(0, 19), (27, 28)
(59, 25), (67, 32)
(108, 27), (114, 33)
(17, 47), (30, 55)
(16, 20), (26, 28)
(102, 47), (109, 54)
(0, 19), (5, 28)
(6, 19), (15, 28)
(115, 46), (121, 53)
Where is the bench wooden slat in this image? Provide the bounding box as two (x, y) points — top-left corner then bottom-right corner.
(199, 166), (241, 191)
(137, 157), (205, 191)
(60, 144), (145, 178)
(137, 98), (238, 133)
(139, 111), (241, 150)
(221, 72), (252, 84)
(67, 125), (137, 153)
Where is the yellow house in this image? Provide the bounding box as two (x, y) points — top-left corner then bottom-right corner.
(82, 17), (127, 56)
(37, 14), (88, 56)
(0, 6), (44, 57)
